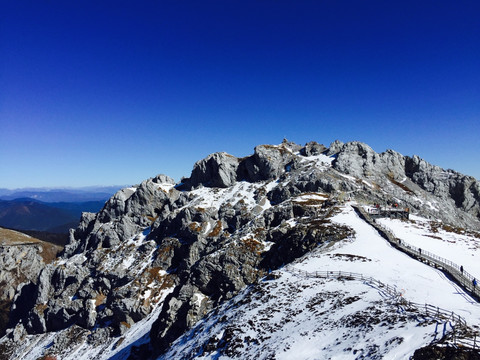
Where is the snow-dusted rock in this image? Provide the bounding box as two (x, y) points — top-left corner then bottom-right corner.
(300, 140), (327, 156)
(245, 143), (296, 181)
(3, 139), (480, 360)
(188, 152), (240, 188)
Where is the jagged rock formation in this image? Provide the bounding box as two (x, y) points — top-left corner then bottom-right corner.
(0, 228), (60, 336)
(329, 141), (480, 227)
(1, 139), (480, 359)
(9, 175), (179, 340)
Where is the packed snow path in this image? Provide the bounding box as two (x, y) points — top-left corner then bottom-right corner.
(353, 205), (480, 302)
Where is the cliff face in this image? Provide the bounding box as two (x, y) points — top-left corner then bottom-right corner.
(331, 141), (480, 226)
(0, 228), (60, 337)
(1, 140), (480, 359)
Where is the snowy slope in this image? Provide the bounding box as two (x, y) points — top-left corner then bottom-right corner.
(3, 140), (480, 360)
(158, 272), (438, 360)
(376, 215), (480, 280)
(157, 204), (480, 359)
(296, 205), (480, 325)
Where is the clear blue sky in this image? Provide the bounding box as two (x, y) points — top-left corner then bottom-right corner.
(1, 1), (479, 188)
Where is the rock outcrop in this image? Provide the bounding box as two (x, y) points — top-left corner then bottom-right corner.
(188, 152), (239, 188)
(8, 175), (179, 342)
(0, 228), (60, 336)
(330, 141), (480, 227)
(2, 139), (480, 360)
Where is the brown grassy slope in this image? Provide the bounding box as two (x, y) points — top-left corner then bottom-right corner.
(0, 227), (62, 263)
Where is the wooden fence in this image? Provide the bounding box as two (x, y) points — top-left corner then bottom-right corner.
(287, 267), (479, 350)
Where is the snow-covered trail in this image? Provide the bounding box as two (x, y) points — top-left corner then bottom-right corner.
(376, 215), (480, 280)
(293, 204), (480, 326)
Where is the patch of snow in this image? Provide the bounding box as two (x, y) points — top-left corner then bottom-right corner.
(121, 254), (136, 269)
(193, 292), (207, 308)
(285, 218), (297, 227)
(157, 269), (440, 360)
(294, 205), (480, 325)
(338, 172), (358, 182)
(56, 253), (86, 266)
(155, 183), (175, 193)
(293, 193), (328, 202)
(262, 241), (274, 252)
(116, 187), (137, 202)
(141, 289), (151, 300)
(299, 154), (334, 169)
(376, 216), (480, 280)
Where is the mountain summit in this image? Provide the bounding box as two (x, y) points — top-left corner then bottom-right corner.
(1, 140), (480, 359)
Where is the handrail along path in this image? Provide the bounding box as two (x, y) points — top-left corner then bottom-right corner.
(352, 205), (480, 302)
(287, 267), (479, 350)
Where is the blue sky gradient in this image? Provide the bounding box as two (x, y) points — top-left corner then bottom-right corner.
(1, 1), (479, 188)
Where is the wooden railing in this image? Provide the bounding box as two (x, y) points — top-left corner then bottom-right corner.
(352, 205), (480, 301)
(287, 267), (479, 350)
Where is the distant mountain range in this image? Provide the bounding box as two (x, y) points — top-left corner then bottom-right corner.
(0, 186), (124, 202)
(0, 186), (123, 233)
(2, 140), (480, 359)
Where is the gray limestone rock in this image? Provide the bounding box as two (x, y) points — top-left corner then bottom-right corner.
(326, 139), (344, 155)
(4, 139), (480, 359)
(0, 244), (45, 301)
(12, 322), (25, 342)
(241, 144), (296, 181)
(188, 152), (240, 188)
(333, 142), (406, 180)
(301, 141), (327, 156)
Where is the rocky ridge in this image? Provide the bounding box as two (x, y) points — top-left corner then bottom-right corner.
(1, 139), (480, 359)
(0, 228), (60, 337)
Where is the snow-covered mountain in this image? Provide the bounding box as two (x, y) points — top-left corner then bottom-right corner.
(1, 140), (480, 360)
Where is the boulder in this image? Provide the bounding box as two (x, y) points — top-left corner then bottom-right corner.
(326, 139), (344, 155)
(241, 144), (296, 181)
(188, 152), (240, 188)
(301, 141), (327, 156)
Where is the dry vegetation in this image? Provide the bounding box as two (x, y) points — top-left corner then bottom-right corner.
(146, 215), (159, 225)
(386, 173), (415, 195)
(120, 321), (131, 329)
(95, 291), (107, 307)
(0, 227), (39, 245)
(35, 303), (48, 313)
(146, 267), (175, 290)
(208, 220), (223, 238)
(0, 227), (61, 264)
(156, 244), (175, 264)
(430, 222), (480, 239)
(241, 238), (263, 254)
(189, 222), (203, 233)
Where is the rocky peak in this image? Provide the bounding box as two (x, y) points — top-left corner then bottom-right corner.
(332, 141), (405, 180)
(188, 152), (240, 189)
(300, 141), (327, 156)
(2, 139), (480, 359)
(183, 142), (303, 189)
